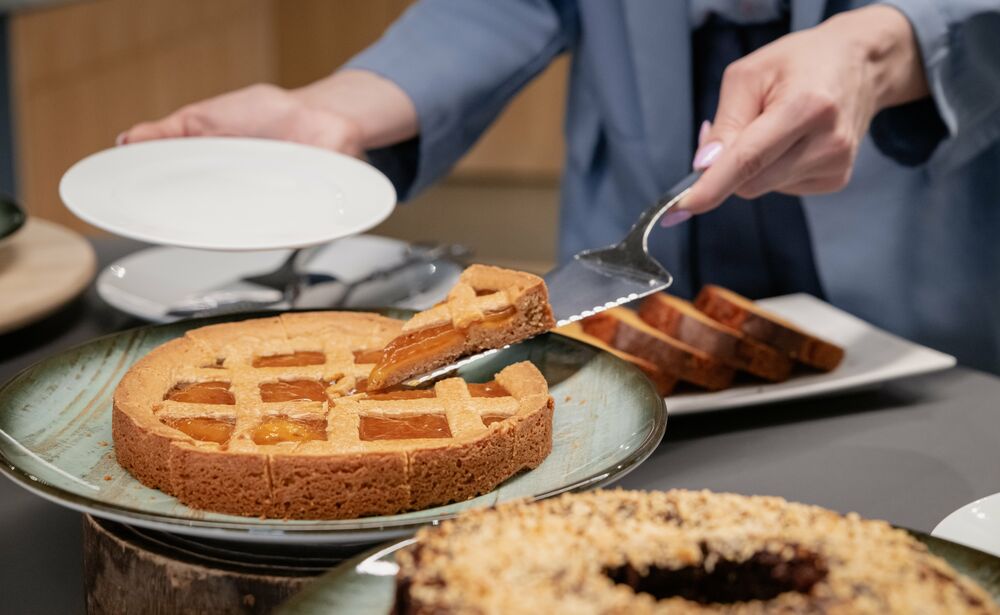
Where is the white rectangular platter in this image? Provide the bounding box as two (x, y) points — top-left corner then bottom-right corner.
(665, 294), (956, 415)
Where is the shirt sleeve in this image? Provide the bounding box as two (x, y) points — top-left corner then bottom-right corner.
(871, 0), (1000, 171)
(344, 0), (575, 199)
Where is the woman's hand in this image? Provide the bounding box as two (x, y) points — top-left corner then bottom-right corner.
(119, 83), (365, 155)
(678, 5), (929, 215)
(118, 70), (418, 156)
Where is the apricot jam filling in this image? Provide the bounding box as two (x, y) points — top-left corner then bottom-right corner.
(367, 325), (463, 387)
(163, 417), (234, 444)
(365, 389), (436, 401)
(252, 351), (325, 368)
(252, 416), (327, 445)
(481, 414), (510, 427)
(367, 306), (517, 389)
(353, 378), (370, 394)
(165, 381), (235, 405)
(259, 380), (328, 403)
(352, 349), (385, 364)
(467, 381), (509, 397)
(359, 414), (452, 441)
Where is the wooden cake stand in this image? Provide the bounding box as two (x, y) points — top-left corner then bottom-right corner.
(82, 515), (370, 614)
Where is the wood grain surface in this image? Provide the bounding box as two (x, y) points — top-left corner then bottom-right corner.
(83, 515), (312, 615)
(0, 218), (96, 333)
(9, 0), (275, 234)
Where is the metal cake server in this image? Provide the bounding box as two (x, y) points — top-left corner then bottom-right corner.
(405, 170), (701, 385)
(544, 169), (701, 326)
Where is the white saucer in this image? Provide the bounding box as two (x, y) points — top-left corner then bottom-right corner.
(60, 138), (395, 251)
(932, 492), (1000, 558)
(97, 235), (461, 322)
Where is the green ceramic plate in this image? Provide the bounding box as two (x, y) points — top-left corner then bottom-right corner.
(277, 530), (1000, 613)
(0, 310), (666, 544)
(0, 195), (26, 245)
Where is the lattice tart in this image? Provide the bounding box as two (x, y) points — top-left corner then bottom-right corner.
(367, 264), (556, 390)
(112, 311), (554, 520)
(394, 489), (999, 614)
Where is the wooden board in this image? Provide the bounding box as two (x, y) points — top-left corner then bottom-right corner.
(82, 515), (322, 615)
(0, 218), (96, 334)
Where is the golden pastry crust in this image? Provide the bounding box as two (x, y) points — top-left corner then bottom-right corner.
(695, 285), (844, 372)
(638, 293), (794, 382)
(112, 312), (554, 519)
(367, 265), (556, 390)
(394, 489), (1000, 615)
(556, 322), (677, 396)
(583, 308), (735, 391)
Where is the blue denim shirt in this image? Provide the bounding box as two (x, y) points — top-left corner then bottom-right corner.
(347, 0), (1000, 371)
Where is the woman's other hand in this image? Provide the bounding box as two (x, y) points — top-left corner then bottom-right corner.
(680, 5), (929, 214)
(117, 70), (417, 157)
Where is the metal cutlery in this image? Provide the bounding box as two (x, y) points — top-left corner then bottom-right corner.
(329, 243), (470, 308)
(166, 246), (333, 317)
(166, 242), (470, 319)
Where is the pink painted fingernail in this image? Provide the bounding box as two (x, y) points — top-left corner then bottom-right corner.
(660, 209), (692, 228)
(693, 141), (723, 170)
(698, 120), (712, 147)
(115, 132), (127, 146)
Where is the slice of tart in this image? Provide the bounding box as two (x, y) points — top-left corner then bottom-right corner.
(366, 265), (556, 390)
(557, 322), (676, 396)
(695, 285), (844, 371)
(638, 292), (793, 382)
(581, 308), (734, 391)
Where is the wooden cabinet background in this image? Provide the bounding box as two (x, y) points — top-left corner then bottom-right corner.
(8, 0), (567, 245)
(10, 0), (276, 229)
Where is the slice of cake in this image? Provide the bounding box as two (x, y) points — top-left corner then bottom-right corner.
(695, 285), (844, 371)
(367, 265), (556, 390)
(581, 308), (734, 391)
(557, 322), (676, 396)
(638, 293), (793, 382)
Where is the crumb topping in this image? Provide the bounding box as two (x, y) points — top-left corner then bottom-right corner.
(395, 489), (999, 614)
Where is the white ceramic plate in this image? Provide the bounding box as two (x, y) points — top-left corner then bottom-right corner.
(665, 294), (957, 415)
(933, 493), (1000, 558)
(97, 235), (460, 322)
(60, 138), (395, 250)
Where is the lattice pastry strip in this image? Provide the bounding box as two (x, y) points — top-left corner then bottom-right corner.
(403, 265), (545, 332)
(153, 340), (530, 454)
